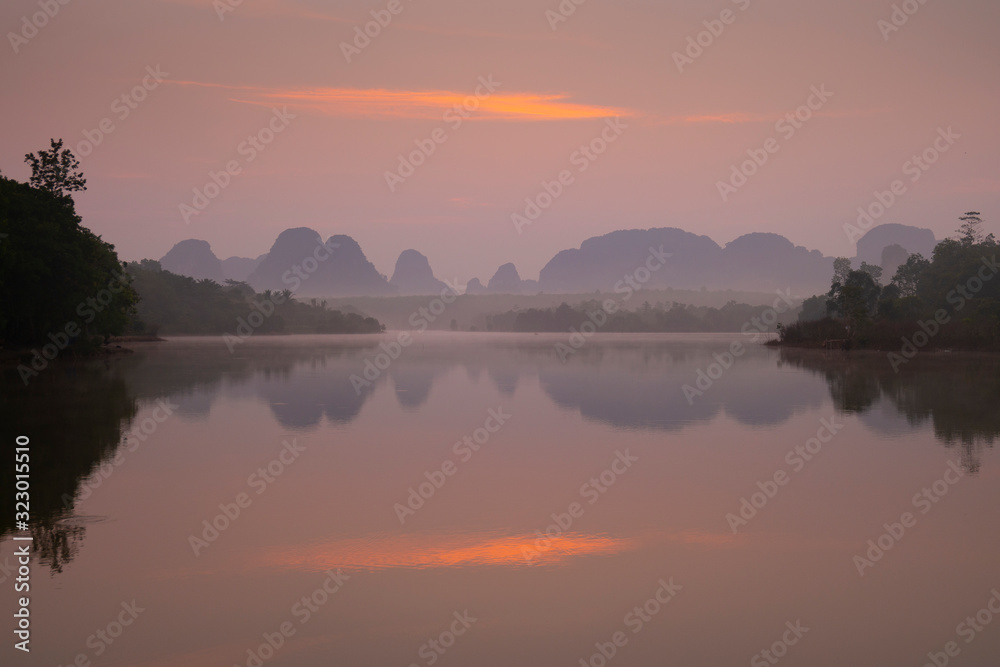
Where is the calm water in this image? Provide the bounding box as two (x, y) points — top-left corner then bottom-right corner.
(2, 333), (999, 666)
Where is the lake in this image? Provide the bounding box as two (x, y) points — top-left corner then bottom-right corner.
(3, 333), (999, 666)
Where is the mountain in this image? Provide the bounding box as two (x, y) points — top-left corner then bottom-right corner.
(221, 254), (267, 282)
(536, 227), (839, 295)
(488, 263), (520, 292)
(481, 263), (538, 294)
(159, 240), (264, 284)
(539, 228), (719, 293)
(855, 224), (936, 266)
(159, 240), (224, 283)
(246, 227), (395, 297)
(880, 244), (910, 280)
(389, 249), (449, 295)
(156, 223), (937, 300)
(719, 233), (832, 293)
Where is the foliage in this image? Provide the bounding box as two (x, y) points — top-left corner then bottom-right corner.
(798, 295), (829, 323)
(858, 261), (883, 284)
(833, 257), (852, 284)
(782, 213), (1000, 349)
(125, 262), (385, 335)
(23, 138), (87, 198)
(957, 211), (994, 247)
(827, 269), (881, 338)
(890, 253), (930, 297)
(0, 144), (137, 346)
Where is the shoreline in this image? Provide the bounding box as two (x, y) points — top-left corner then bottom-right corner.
(766, 338), (1000, 354)
(0, 336), (166, 367)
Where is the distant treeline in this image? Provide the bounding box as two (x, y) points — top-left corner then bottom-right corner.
(125, 261), (384, 336)
(780, 213), (1000, 352)
(485, 300), (792, 333)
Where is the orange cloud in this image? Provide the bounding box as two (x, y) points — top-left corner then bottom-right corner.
(168, 80), (632, 121)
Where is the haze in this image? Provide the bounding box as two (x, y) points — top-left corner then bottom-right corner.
(1, 0), (997, 282)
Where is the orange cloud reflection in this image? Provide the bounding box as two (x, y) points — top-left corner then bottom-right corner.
(251, 531), (636, 572)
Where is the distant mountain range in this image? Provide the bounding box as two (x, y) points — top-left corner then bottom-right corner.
(157, 223), (938, 297)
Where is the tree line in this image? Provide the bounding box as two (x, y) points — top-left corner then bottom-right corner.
(782, 213), (999, 349)
(1, 139), (383, 351)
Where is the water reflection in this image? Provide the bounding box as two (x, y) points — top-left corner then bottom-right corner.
(778, 349), (1000, 472)
(3, 334), (998, 579)
(247, 531), (638, 572)
(0, 364), (137, 572)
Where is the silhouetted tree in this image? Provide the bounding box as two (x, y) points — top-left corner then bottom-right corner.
(1, 140), (137, 347)
(957, 211), (993, 246)
(23, 138), (87, 199)
(859, 261), (883, 285)
(828, 269), (881, 338)
(890, 253), (930, 297)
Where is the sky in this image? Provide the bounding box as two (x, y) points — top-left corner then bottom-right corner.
(1, 0), (998, 283)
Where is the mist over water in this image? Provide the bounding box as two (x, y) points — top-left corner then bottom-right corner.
(3, 334), (998, 666)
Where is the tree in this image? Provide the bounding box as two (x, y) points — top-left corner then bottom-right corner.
(828, 269), (881, 338)
(956, 211), (993, 246)
(798, 294), (829, 323)
(833, 257), (852, 285)
(859, 261), (883, 285)
(1, 141), (136, 347)
(23, 139), (87, 199)
(890, 253), (930, 297)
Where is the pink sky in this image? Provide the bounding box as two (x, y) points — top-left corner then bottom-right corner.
(2, 0), (998, 282)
